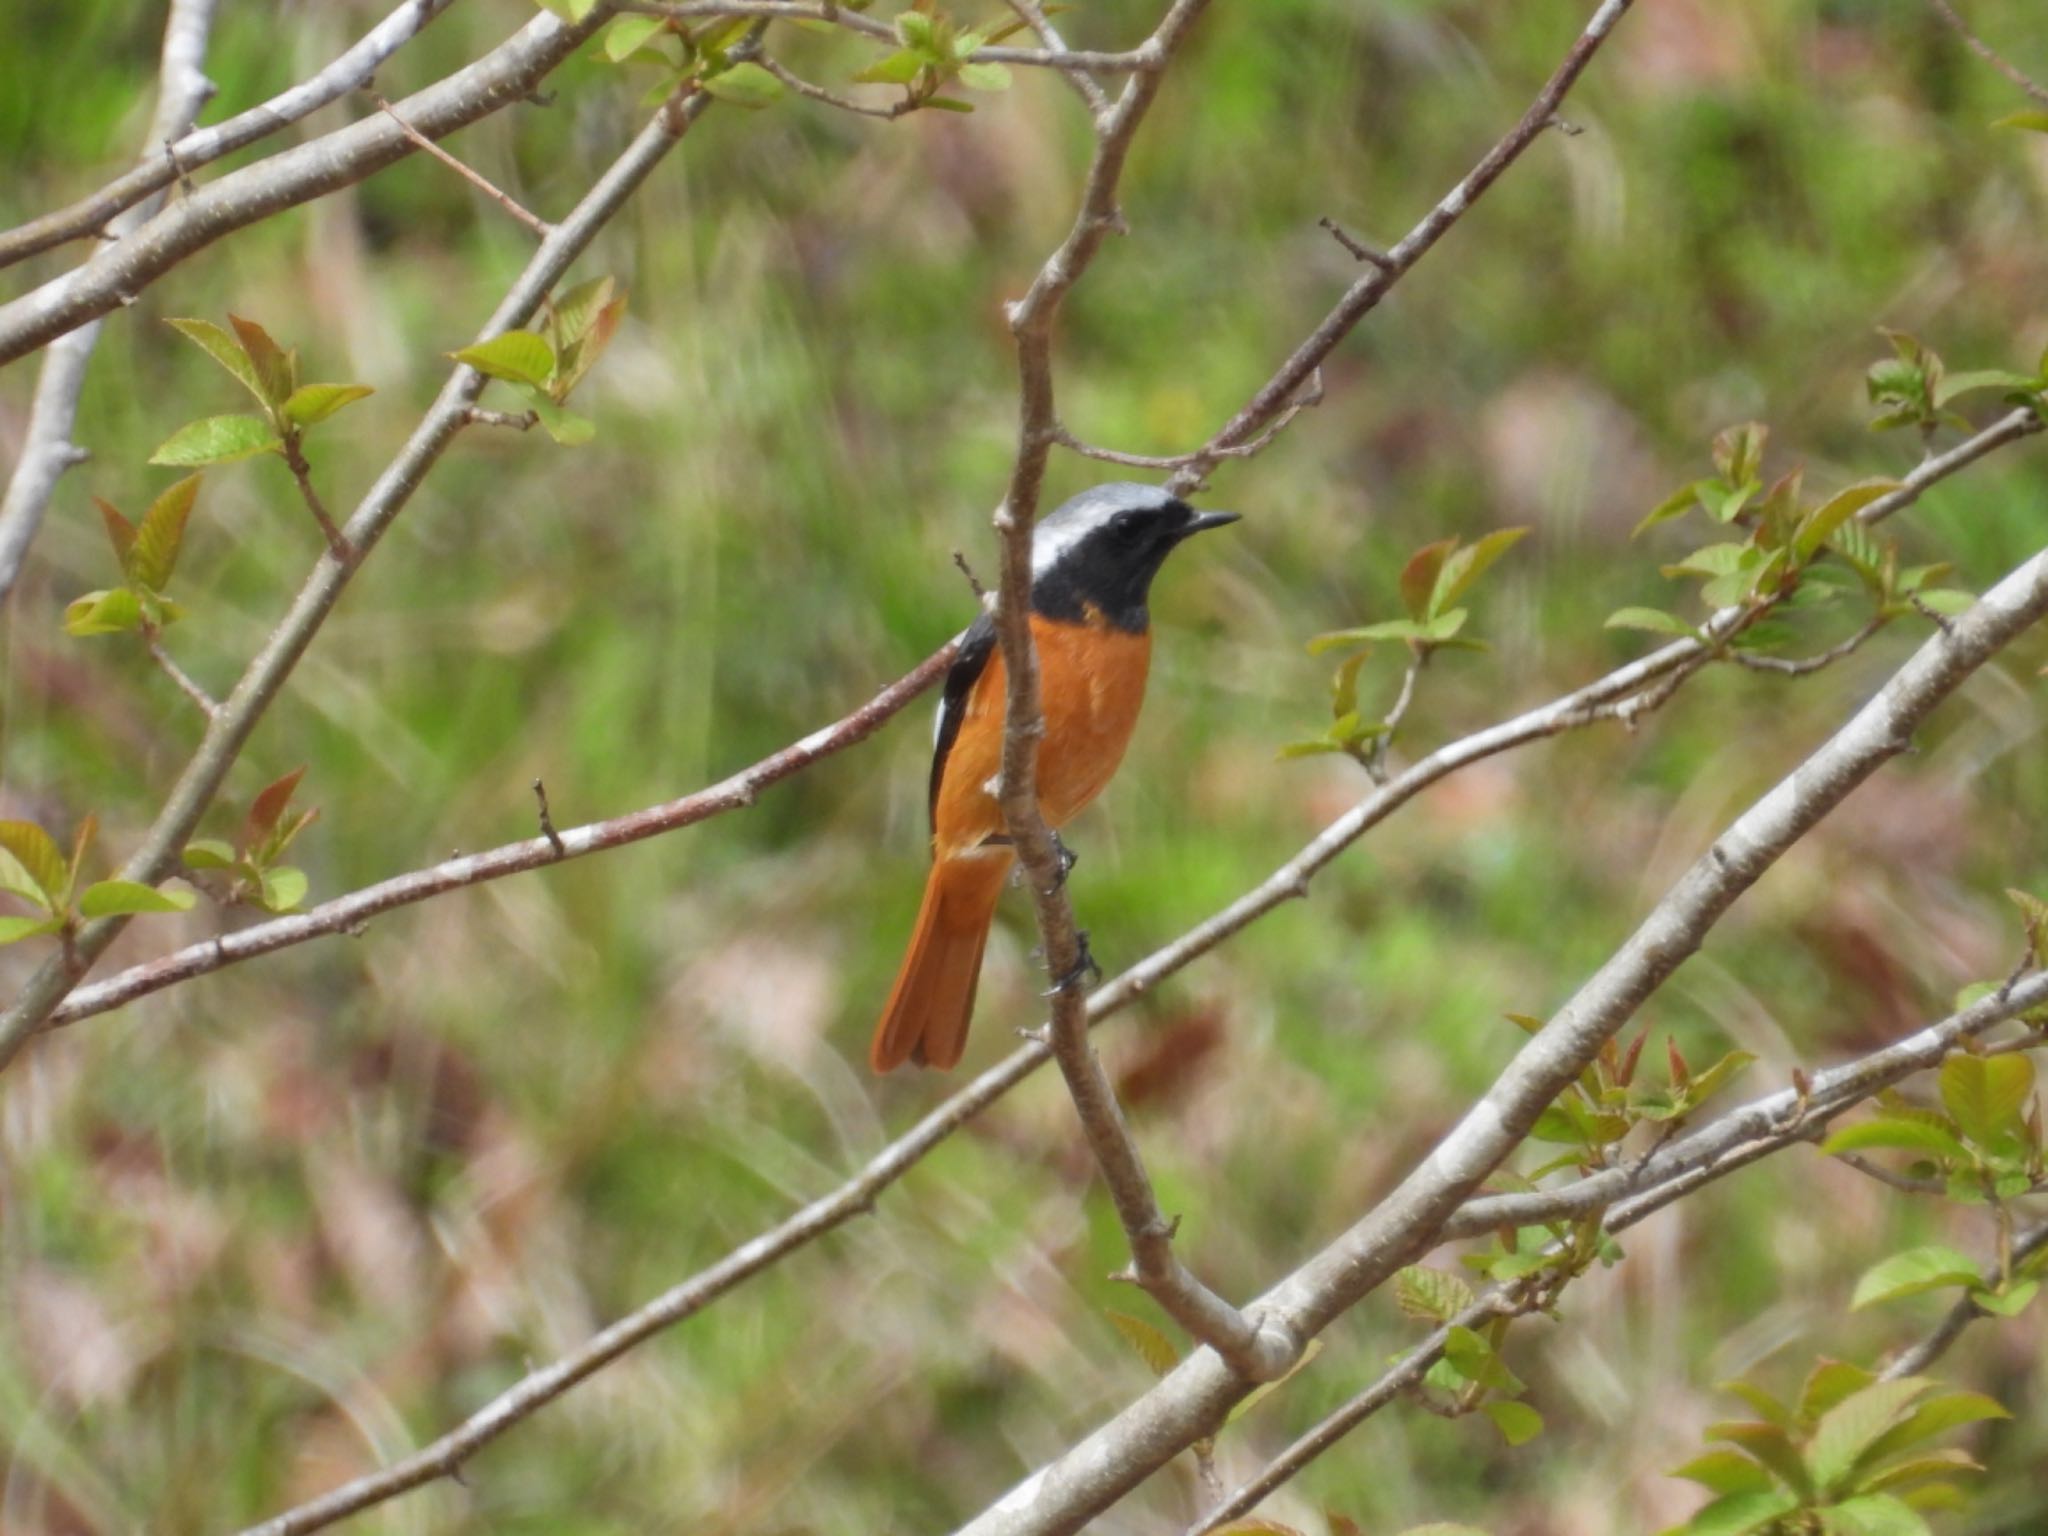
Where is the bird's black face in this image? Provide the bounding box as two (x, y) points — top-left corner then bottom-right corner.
(1030, 488), (1240, 633)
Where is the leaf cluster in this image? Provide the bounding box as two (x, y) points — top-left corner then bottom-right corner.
(63, 475), (200, 638)
(1385, 1267), (1545, 1448)
(1665, 1363), (2008, 1535)
(152, 315), (373, 469)
(181, 768), (319, 914)
(1863, 329), (2047, 438)
(599, 12), (789, 111)
(450, 275), (628, 445)
(0, 818), (195, 948)
(1285, 529), (1526, 762)
(849, 3), (1023, 110)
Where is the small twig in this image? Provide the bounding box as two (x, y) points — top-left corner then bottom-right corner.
(1884, 1220), (2048, 1379)
(1909, 592), (1956, 635)
(951, 549), (988, 601)
(375, 92), (553, 237)
(280, 437), (353, 562)
(143, 629), (221, 719)
(1318, 215), (1392, 269)
(1048, 370), (1323, 484)
(1835, 1151), (1946, 1196)
(532, 778), (566, 857)
(1923, 0), (2048, 108)
(756, 55), (918, 119)
(1003, 0), (1110, 114)
(461, 406), (539, 430)
(1725, 616), (1884, 676)
(1545, 112), (1584, 136)
(1362, 649), (1426, 784)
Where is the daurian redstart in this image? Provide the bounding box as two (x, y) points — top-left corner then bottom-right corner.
(870, 483), (1239, 1073)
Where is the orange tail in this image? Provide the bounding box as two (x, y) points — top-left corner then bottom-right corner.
(871, 849), (1013, 1072)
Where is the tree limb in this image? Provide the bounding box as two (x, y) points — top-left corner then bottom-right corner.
(0, 4), (612, 368)
(0, 0), (221, 603)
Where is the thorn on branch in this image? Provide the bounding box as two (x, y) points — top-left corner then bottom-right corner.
(533, 778), (566, 857)
(1909, 592), (1956, 635)
(1319, 215), (1393, 270)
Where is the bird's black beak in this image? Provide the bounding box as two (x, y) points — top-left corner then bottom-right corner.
(1181, 509), (1242, 537)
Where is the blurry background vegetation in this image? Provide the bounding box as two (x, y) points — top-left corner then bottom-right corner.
(2, 0), (2047, 1531)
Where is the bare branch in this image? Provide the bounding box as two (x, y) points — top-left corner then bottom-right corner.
(1003, 0), (1110, 114)
(374, 92), (554, 236)
(0, 0), (221, 603)
(0, 5), (612, 367)
(143, 630), (221, 720)
(756, 55), (919, 120)
(279, 438), (352, 562)
(1924, 0), (2048, 108)
(44, 641), (956, 1028)
(1317, 214), (1391, 269)
(1725, 616), (1884, 676)
(0, 0), (460, 270)
(0, 35), (757, 1071)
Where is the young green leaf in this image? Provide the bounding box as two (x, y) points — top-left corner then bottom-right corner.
(451, 331), (557, 389)
(1794, 480), (1900, 560)
(130, 473), (201, 592)
(1481, 1398), (1543, 1446)
(602, 13), (666, 60)
(852, 49), (926, 84)
(1104, 1310), (1179, 1377)
(64, 587), (147, 637)
(1806, 1378), (1931, 1493)
(228, 314), (294, 405)
(1430, 527), (1528, 616)
(1606, 607), (1701, 639)
(182, 838), (237, 870)
(1820, 1116), (1970, 1162)
(78, 879), (197, 918)
(528, 394), (597, 446)
(167, 316), (267, 403)
(1711, 421), (1768, 487)
(96, 498), (137, 571)
(1850, 1248), (1982, 1311)
(281, 383), (374, 429)
(1939, 1053), (2032, 1144)
(258, 866), (309, 913)
(150, 414), (282, 466)
(0, 822), (70, 907)
(703, 61), (785, 107)
(958, 61), (1012, 91)
(1398, 538), (1457, 621)
(534, 0), (599, 22)
(1394, 1266), (1475, 1324)
(1994, 110), (2048, 134)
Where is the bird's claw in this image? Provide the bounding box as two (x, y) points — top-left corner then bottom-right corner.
(1044, 929), (1102, 996)
(1051, 831), (1079, 890)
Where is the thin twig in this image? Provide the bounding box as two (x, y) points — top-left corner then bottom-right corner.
(1884, 1220), (2048, 1379)
(1724, 617), (1884, 676)
(756, 55), (918, 119)
(375, 92), (553, 236)
(532, 778), (566, 856)
(1003, 0), (1110, 114)
(143, 630), (221, 719)
(280, 438), (352, 561)
(1048, 371), (1323, 486)
(1924, 0), (2048, 107)
(1318, 215), (1391, 269)
(0, 0), (460, 270)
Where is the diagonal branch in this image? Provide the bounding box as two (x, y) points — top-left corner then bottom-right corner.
(0, 0), (461, 271)
(0, 5), (613, 369)
(959, 541), (2048, 1535)
(0, 38), (757, 1073)
(373, 92), (554, 236)
(1924, 0), (2048, 108)
(43, 642), (957, 1028)
(1883, 1219), (2048, 1379)
(0, 0), (221, 604)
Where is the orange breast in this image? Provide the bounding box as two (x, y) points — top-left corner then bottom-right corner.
(931, 611), (1152, 859)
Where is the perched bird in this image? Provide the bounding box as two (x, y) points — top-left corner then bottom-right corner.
(871, 483), (1239, 1072)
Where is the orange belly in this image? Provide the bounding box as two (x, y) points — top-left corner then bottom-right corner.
(931, 611), (1152, 859)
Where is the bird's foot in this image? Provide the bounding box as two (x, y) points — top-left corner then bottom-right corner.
(1050, 831), (1079, 890)
(1044, 929), (1102, 996)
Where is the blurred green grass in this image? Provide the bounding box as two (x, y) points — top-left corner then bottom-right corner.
(2, 0), (2047, 1531)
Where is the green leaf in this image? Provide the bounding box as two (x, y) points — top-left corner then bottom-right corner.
(0, 822), (70, 907)
(182, 839), (237, 871)
(602, 14), (665, 60)
(259, 865), (309, 913)
(1992, 110), (2048, 134)
(245, 766), (306, 854)
(1635, 480), (1709, 536)
(1824, 1493), (1933, 1536)
(1807, 1379), (1931, 1492)
(93, 498), (137, 575)
(131, 473), (200, 591)
(1394, 1266), (1475, 1324)
(229, 314), (294, 405)
(149, 413), (282, 466)
(1431, 527), (1528, 616)
(534, 0), (597, 20)
(550, 276), (618, 347)
(1104, 1310), (1178, 1377)
(1277, 739), (1345, 759)
(1671, 1450), (1774, 1497)
(1682, 1049), (1757, 1111)
(0, 914), (63, 944)
(1398, 538), (1458, 621)
(78, 879), (196, 917)
(1708, 1421), (1812, 1496)
(1605, 606), (1701, 639)
(1912, 588), (1974, 616)
(452, 331), (557, 389)
(1971, 1278), (2038, 1316)
(1795, 480), (1901, 560)
(1819, 1117), (1970, 1162)
(852, 49), (926, 84)
(703, 60), (785, 107)
(1666, 1490), (1801, 1536)
(922, 98), (977, 112)
(166, 317), (267, 403)
(1851, 1247), (1981, 1310)
(281, 383), (373, 429)
(1482, 1399), (1543, 1446)
(895, 11), (935, 48)
(1443, 1326), (1522, 1394)
(1712, 421), (1768, 487)
(1800, 1360), (1877, 1421)
(1931, 368), (2037, 407)
(958, 61), (1012, 91)
(529, 395), (596, 446)
(1867, 1391), (2008, 1461)
(1940, 1053), (2033, 1143)
(63, 587), (146, 637)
